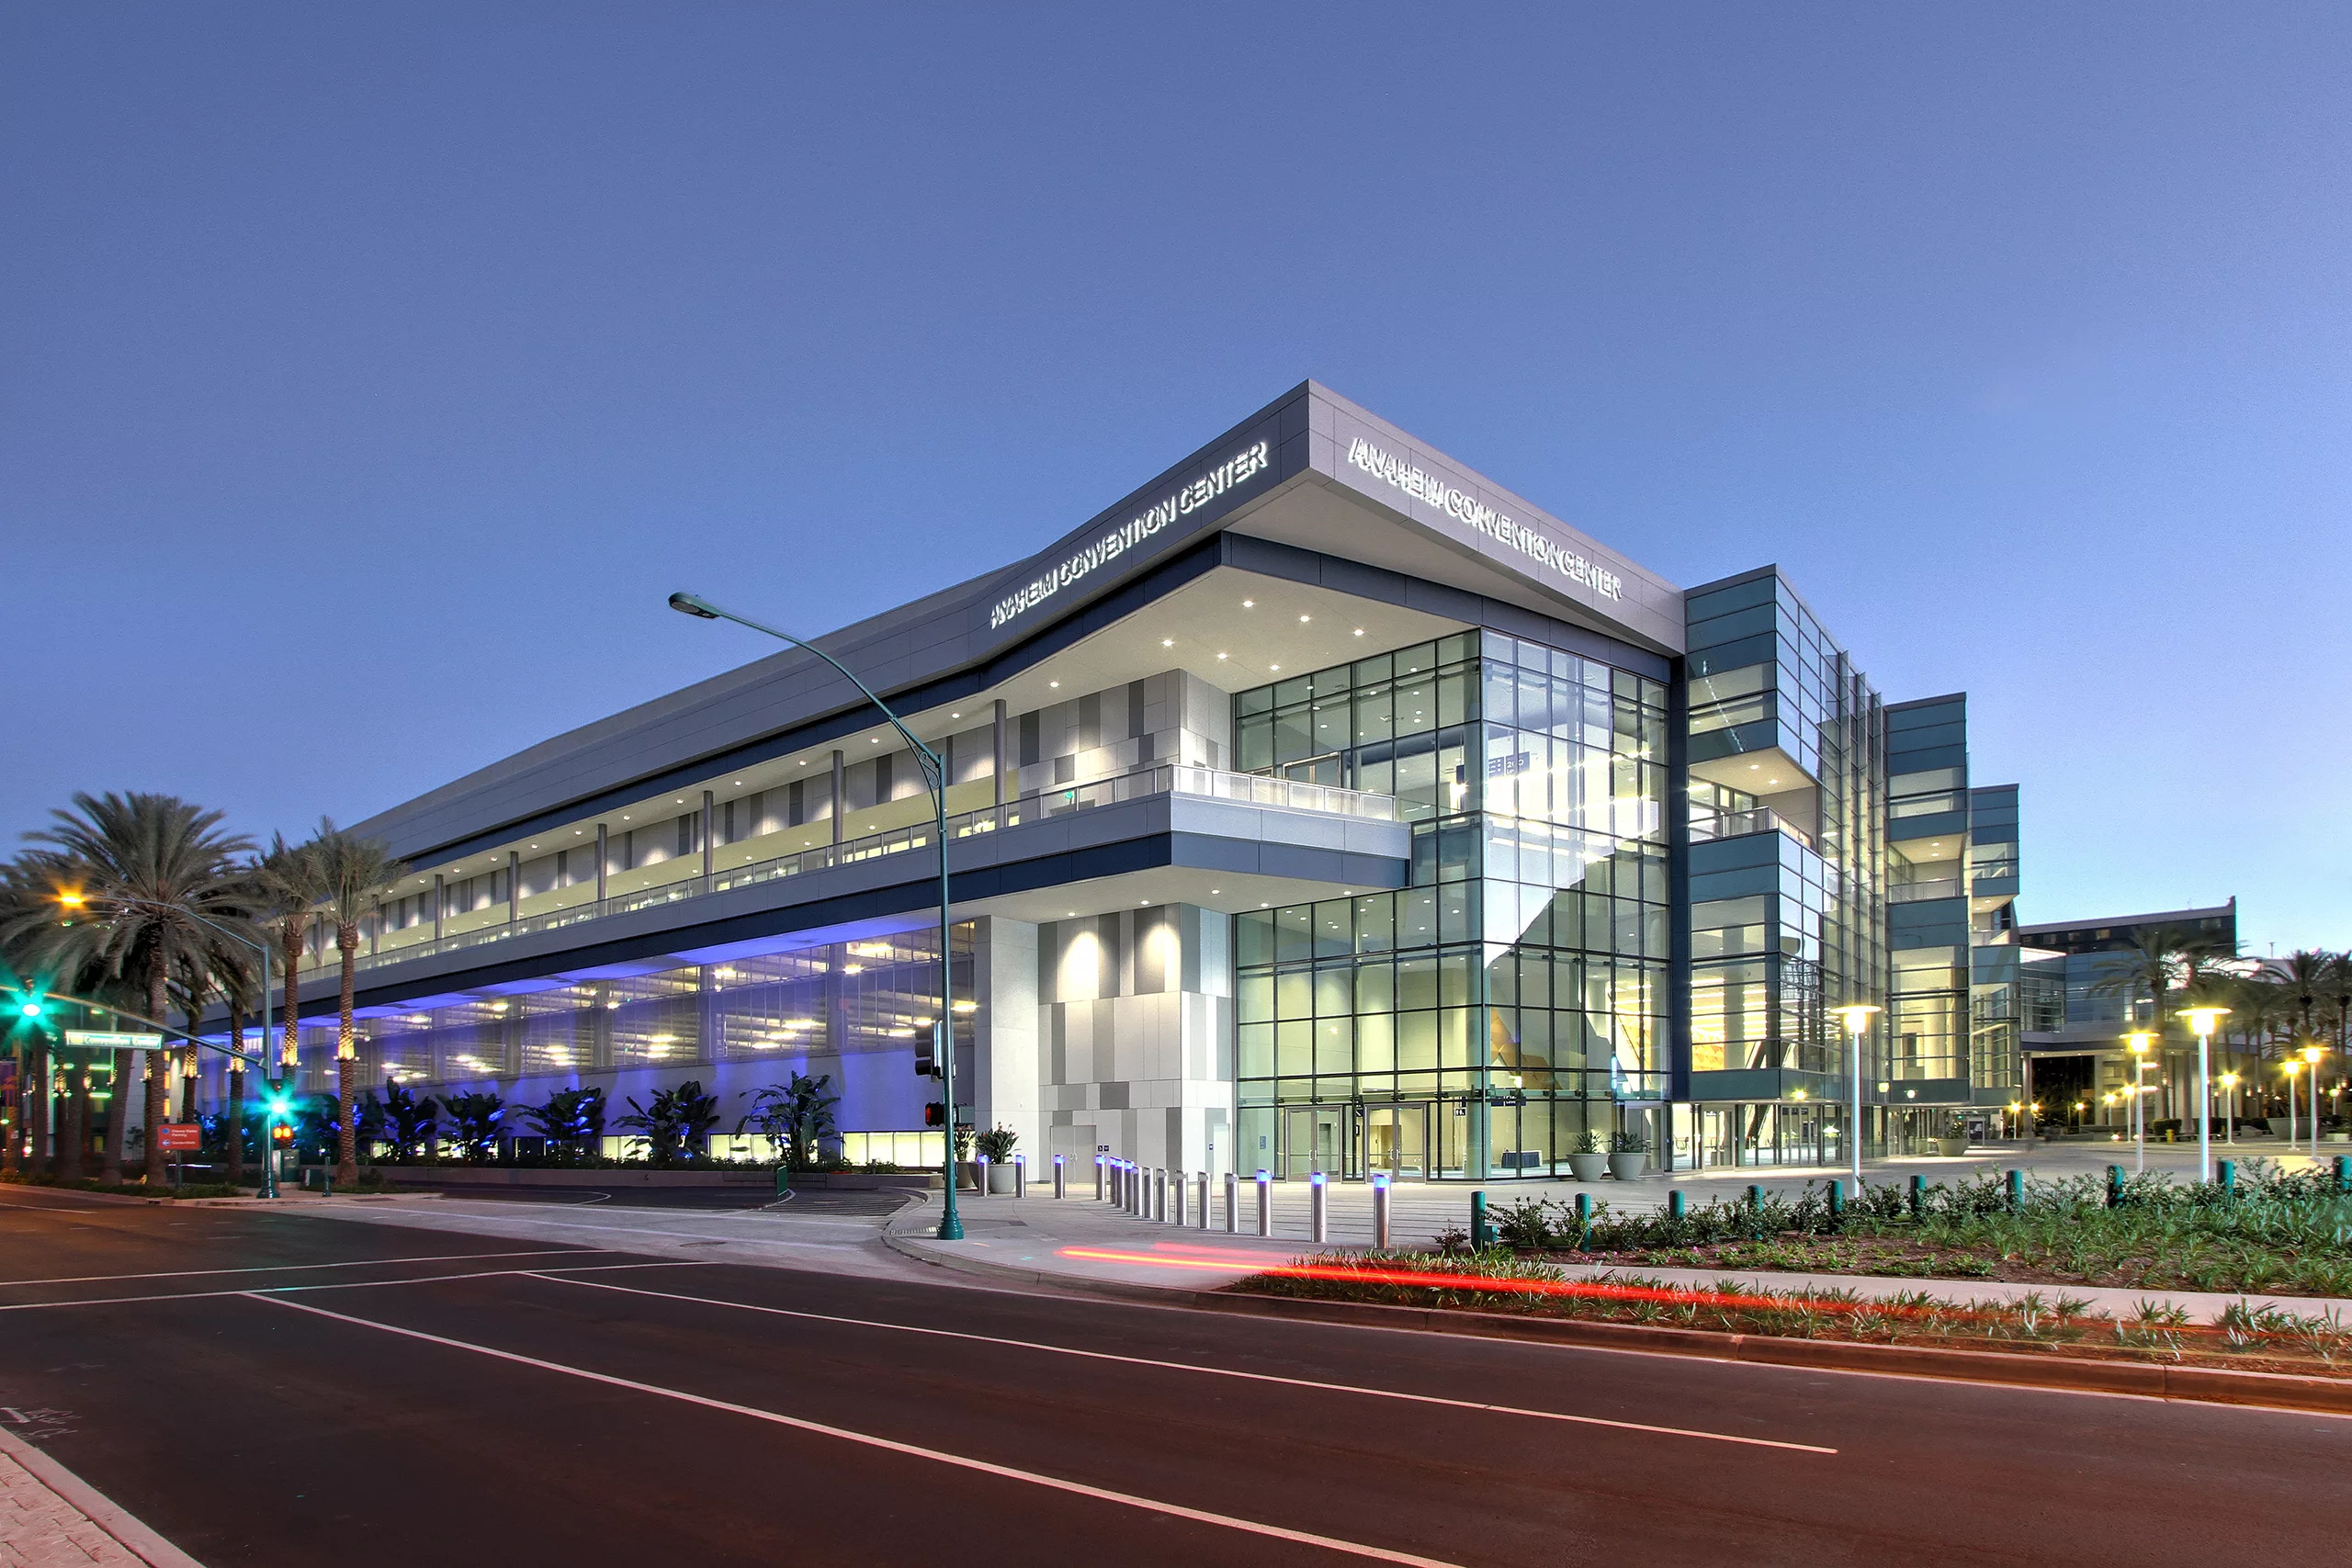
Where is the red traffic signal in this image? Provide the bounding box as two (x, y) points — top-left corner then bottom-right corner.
(923, 1102), (944, 1127)
(271, 1123), (295, 1145)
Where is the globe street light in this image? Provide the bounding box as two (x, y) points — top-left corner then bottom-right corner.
(669, 590), (963, 1241)
(2284, 1057), (2304, 1149)
(2179, 1007), (2228, 1183)
(1828, 1004), (1879, 1186)
(2217, 1071), (2239, 1145)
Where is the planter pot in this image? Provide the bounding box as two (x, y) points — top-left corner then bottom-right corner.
(1566, 1152), (1609, 1182)
(1935, 1136), (1970, 1156)
(1606, 1151), (1648, 1180)
(955, 1161), (982, 1191)
(986, 1162), (1016, 1194)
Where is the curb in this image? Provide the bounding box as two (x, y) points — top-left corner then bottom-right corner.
(0, 1424), (204, 1568)
(878, 1211), (2352, 1416)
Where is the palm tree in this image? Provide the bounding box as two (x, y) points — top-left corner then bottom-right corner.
(2088, 924), (2227, 1122)
(14, 793), (254, 1182)
(254, 836), (321, 1097)
(308, 821), (407, 1185)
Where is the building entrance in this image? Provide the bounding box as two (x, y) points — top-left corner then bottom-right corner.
(1354, 1102), (1430, 1179)
(1281, 1105), (1343, 1179)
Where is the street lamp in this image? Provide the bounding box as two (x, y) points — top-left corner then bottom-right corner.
(2179, 1006), (2229, 1183)
(669, 590), (963, 1241)
(2217, 1071), (2239, 1145)
(2123, 1031), (2155, 1176)
(1828, 1004), (1879, 1186)
(58, 892), (278, 1199)
(2284, 1058), (2304, 1149)
(2301, 1043), (2325, 1157)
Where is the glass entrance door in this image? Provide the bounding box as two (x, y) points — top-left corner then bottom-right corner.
(1281, 1105), (1343, 1179)
(1360, 1103), (1430, 1179)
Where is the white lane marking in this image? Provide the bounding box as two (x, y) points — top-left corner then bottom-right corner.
(0, 1259), (707, 1313)
(0, 1248), (615, 1289)
(534, 1274), (1835, 1454)
(246, 1292), (1468, 1567)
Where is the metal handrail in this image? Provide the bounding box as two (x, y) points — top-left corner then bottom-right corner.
(339, 764), (1397, 976)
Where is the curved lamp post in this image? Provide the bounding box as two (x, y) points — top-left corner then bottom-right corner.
(669, 590), (963, 1241)
(1828, 1004), (1879, 1185)
(60, 892), (281, 1199)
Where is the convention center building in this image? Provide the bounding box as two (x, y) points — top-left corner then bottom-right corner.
(235, 382), (2029, 1179)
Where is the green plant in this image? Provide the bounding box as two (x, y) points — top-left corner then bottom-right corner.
(616, 1079), (723, 1166)
(522, 1086), (605, 1156)
(441, 1090), (505, 1162)
(374, 1081), (439, 1159)
(304, 821), (409, 1185)
(743, 1073), (838, 1169)
(1571, 1130), (1603, 1155)
(973, 1124), (1018, 1162)
(1609, 1129), (1648, 1154)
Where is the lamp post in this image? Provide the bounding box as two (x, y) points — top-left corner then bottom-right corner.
(2124, 1031), (2154, 1176)
(2217, 1071), (2239, 1145)
(61, 893), (278, 1199)
(2284, 1058), (2303, 1150)
(669, 590), (963, 1241)
(2180, 1007), (2228, 1184)
(2302, 1044), (2325, 1156)
(1829, 1005), (1880, 1186)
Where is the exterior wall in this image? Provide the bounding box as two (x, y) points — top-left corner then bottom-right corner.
(1036, 905), (1232, 1177)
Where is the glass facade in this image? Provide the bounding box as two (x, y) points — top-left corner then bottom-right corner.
(1230, 630), (1671, 1179)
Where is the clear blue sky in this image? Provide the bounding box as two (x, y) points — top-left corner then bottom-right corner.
(4, 4), (2346, 956)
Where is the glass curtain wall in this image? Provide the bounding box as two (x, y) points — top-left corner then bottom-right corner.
(1233, 630), (1670, 1180)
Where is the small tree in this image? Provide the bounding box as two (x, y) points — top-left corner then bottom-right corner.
(442, 1090), (505, 1163)
(744, 1072), (840, 1169)
(375, 1080), (439, 1160)
(616, 1080), (722, 1167)
(523, 1087), (606, 1159)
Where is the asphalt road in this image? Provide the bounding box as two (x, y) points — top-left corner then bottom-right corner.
(0, 1186), (2342, 1568)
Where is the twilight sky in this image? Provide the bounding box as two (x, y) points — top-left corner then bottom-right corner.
(4, 4), (2346, 955)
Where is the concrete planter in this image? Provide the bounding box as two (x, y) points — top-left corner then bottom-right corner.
(1607, 1151), (1648, 1180)
(1566, 1152), (1609, 1182)
(986, 1162), (1015, 1194)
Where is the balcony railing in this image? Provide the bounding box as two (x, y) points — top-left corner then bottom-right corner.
(1889, 877), (1963, 904)
(340, 764), (1396, 976)
(1690, 807), (1815, 852)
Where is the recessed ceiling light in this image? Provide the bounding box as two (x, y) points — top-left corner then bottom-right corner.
(1049, 680), (1060, 688)
(623, 815), (631, 820)
(951, 712), (960, 718)
(1242, 600), (1254, 608)
(1210, 888), (1219, 894)
(1298, 615), (1310, 624)
(1353, 628), (1364, 637)
(1216, 652), (1227, 660)
(1270, 664), (1280, 671)
(1162, 638), (1173, 648)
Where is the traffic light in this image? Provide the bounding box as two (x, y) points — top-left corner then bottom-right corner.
(271, 1122), (295, 1145)
(923, 1101), (945, 1127)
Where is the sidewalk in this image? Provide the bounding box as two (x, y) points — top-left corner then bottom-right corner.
(886, 1173), (2352, 1325)
(0, 1427), (198, 1568)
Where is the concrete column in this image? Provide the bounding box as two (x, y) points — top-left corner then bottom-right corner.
(973, 917), (1042, 1170)
(831, 750), (845, 846)
(432, 874), (444, 941)
(701, 789), (716, 881)
(506, 851), (520, 926)
(594, 823), (608, 904)
(991, 699), (1007, 807)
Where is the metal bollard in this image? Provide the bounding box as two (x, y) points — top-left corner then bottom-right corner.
(1094, 1155), (1105, 1201)
(2219, 1158), (2235, 1199)
(1154, 1168), (1168, 1223)
(1827, 1179), (1845, 1226)
(1574, 1191), (1592, 1249)
(1907, 1173), (1925, 1219)
(1255, 1169), (1272, 1236)
(976, 1155), (989, 1197)
(2005, 1168), (2023, 1213)
(1223, 1170), (1238, 1233)
(1373, 1172), (1391, 1249)
(1195, 1171), (1209, 1229)
(1310, 1171), (1329, 1244)
(2107, 1163), (2125, 1208)
(1014, 1155), (1026, 1199)
(1053, 1154), (1066, 1200)
(1470, 1190), (1489, 1250)
(1129, 1162), (1141, 1215)
(2335, 1155), (2350, 1194)
(1172, 1168), (1187, 1226)
(1668, 1190), (1686, 1221)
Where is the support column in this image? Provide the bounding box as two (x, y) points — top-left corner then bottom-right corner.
(973, 918), (1042, 1173)
(594, 823), (608, 904)
(432, 874), (444, 942)
(506, 851), (520, 926)
(830, 750), (845, 846)
(992, 699), (1007, 807)
(701, 789), (716, 881)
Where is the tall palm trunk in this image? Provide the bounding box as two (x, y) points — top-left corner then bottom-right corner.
(100, 1045), (130, 1183)
(59, 1053), (85, 1180)
(141, 957), (170, 1183)
(334, 925), (359, 1184)
(1, 1045), (18, 1176)
(28, 1040), (48, 1171)
(224, 999), (244, 1185)
(279, 913), (301, 1080)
